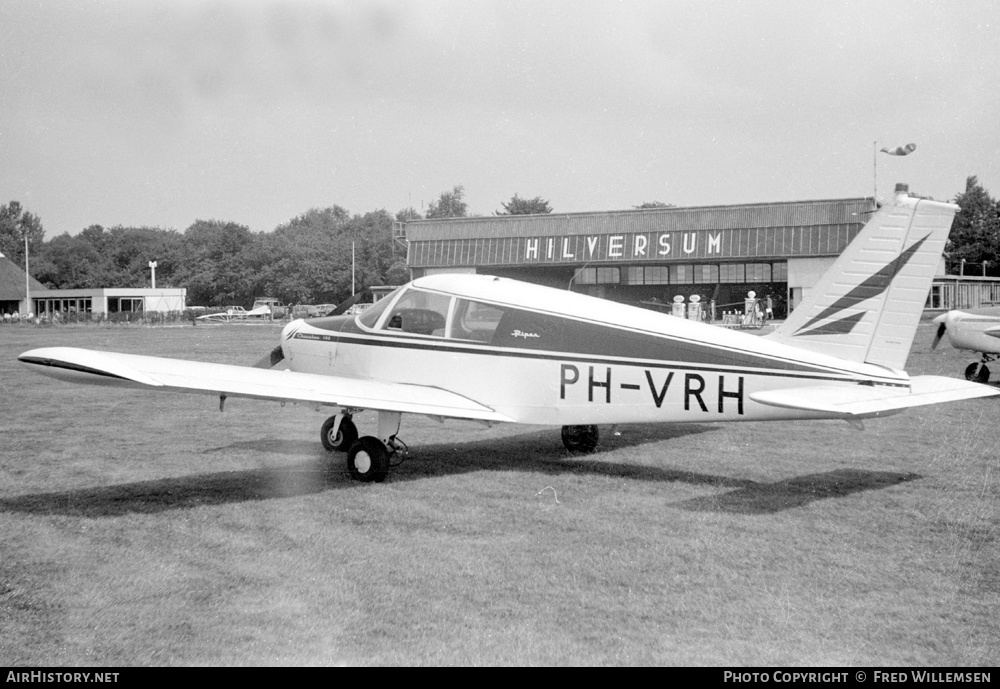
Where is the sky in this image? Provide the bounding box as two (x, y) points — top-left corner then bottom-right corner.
(1, 0), (998, 238)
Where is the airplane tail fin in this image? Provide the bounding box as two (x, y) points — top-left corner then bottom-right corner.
(767, 185), (958, 371)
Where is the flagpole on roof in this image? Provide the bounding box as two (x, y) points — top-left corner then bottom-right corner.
(873, 140), (878, 202)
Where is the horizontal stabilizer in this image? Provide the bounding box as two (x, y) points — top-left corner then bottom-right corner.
(750, 376), (998, 419)
(19, 347), (514, 423)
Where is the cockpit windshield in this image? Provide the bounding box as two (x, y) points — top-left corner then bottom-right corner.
(357, 286), (404, 328)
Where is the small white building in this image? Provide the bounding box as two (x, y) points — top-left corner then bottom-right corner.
(32, 287), (187, 318)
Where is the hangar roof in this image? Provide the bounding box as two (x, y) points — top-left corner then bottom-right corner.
(404, 197), (877, 269)
(404, 197), (874, 241)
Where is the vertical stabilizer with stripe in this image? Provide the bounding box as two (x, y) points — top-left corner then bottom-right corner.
(767, 189), (958, 371)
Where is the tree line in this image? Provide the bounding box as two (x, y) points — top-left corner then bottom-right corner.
(0, 186), (555, 308)
(3, 178), (996, 308)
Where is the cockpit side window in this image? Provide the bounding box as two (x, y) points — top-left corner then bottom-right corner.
(382, 289), (451, 337)
(450, 299), (505, 343)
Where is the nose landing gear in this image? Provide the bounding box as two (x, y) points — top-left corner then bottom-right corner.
(965, 355), (995, 384)
(321, 410), (406, 482)
(321, 413), (359, 452)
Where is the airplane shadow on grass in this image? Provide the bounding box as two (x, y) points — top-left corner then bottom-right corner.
(0, 425), (919, 517)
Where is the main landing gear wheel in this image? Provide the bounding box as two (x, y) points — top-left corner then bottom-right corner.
(347, 437), (390, 483)
(321, 415), (358, 452)
(965, 362), (990, 384)
(561, 424), (599, 453)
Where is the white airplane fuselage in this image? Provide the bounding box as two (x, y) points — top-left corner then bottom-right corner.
(281, 274), (909, 427)
(934, 309), (1000, 354)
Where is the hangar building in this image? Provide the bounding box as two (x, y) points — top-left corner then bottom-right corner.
(402, 196), (878, 319)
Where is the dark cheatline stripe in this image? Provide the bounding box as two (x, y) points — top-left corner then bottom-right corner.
(793, 311), (867, 337)
(323, 308), (828, 372)
(794, 234), (929, 336)
(327, 305), (833, 374)
(292, 330), (908, 385)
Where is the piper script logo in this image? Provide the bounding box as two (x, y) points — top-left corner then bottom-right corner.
(512, 330), (540, 340)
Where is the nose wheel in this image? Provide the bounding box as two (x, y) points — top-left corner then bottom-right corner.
(321, 413), (358, 452)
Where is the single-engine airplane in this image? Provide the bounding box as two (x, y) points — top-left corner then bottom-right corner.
(932, 307), (1000, 383)
(196, 305), (247, 322)
(19, 188), (1000, 482)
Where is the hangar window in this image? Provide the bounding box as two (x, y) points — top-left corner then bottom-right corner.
(719, 263), (744, 282)
(746, 263), (772, 282)
(626, 266), (669, 285)
(575, 267), (620, 285)
(693, 265), (719, 284)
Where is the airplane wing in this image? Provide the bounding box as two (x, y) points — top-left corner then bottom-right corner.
(986, 326), (1000, 340)
(196, 312), (235, 322)
(18, 347), (515, 423)
(750, 376), (999, 419)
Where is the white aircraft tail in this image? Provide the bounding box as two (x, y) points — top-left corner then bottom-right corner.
(768, 185), (958, 371)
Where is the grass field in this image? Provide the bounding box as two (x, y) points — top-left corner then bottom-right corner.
(1, 321), (997, 666)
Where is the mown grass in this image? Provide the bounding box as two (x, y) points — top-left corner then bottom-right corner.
(0, 321), (997, 666)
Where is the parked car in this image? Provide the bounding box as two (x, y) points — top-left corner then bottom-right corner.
(291, 304), (316, 319)
(313, 304), (338, 317)
(249, 297), (286, 319)
(291, 303), (340, 319)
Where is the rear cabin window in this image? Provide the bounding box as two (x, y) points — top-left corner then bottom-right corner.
(451, 299), (505, 343)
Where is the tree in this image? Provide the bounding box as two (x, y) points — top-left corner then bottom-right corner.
(174, 220), (257, 305)
(426, 185), (467, 219)
(496, 194), (552, 215)
(395, 207), (422, 222)
(0, 201), (45, 268)
(383, 260), (410, 285)
(34, 233), (108, 288)
(104, 226), (184, 288)
(633, 201), (676, 209)
(946, 176), (1000, 276)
